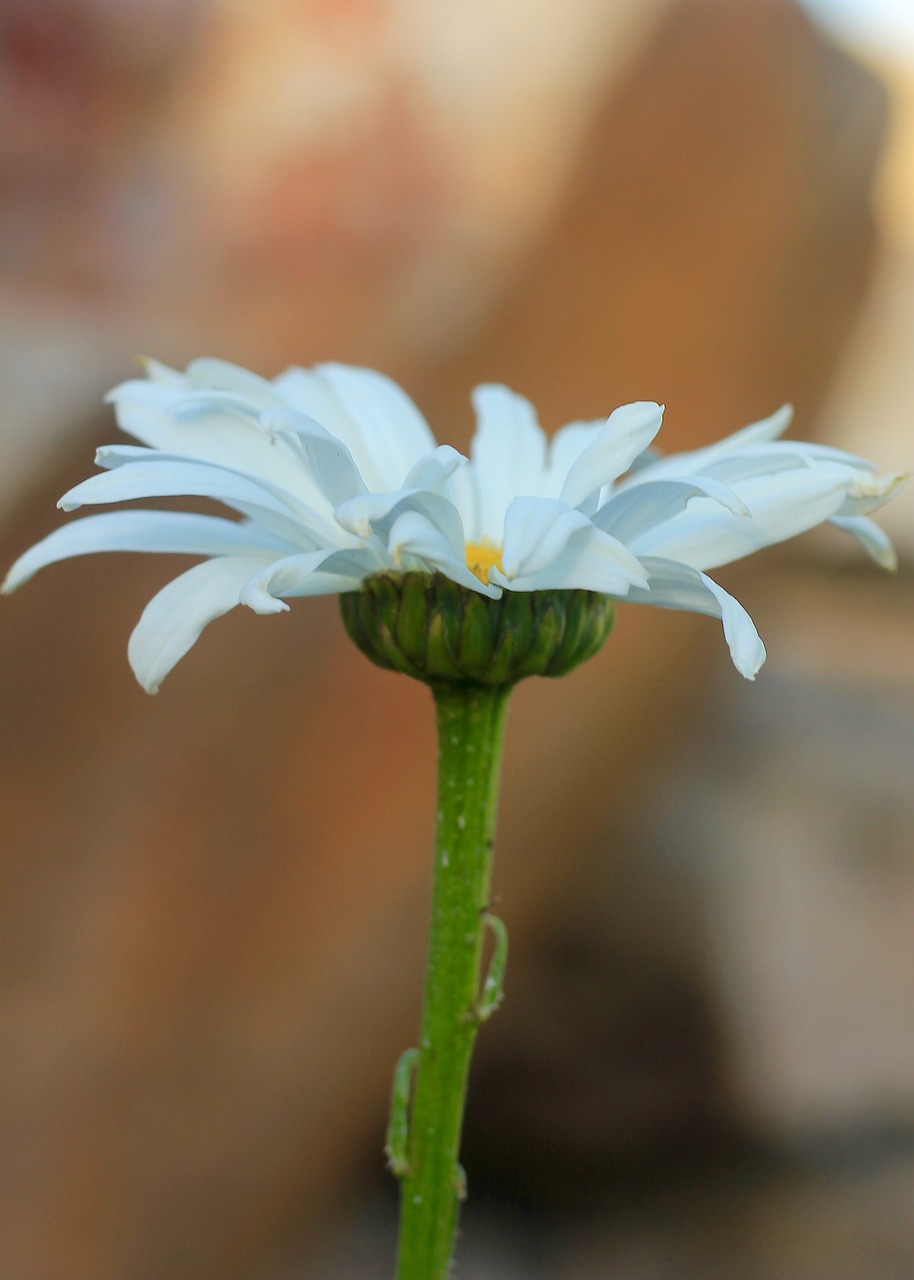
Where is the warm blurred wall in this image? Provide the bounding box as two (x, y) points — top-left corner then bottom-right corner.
(0, 2), (895, 1279)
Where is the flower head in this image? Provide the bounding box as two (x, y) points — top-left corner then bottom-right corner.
(4, 358), (903, 691)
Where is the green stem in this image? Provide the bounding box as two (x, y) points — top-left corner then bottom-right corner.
(394, 682), (512, 1280)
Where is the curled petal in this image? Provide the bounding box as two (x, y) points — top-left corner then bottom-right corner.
(829, 515), (898, 570)
(240, 548), (377, 613)
(2, 511), (287, 593)
(128, 553), (277, 693)
(62, 456), (336, 548)
(629, 556), (767, 679)
(335, 489), (465, 553)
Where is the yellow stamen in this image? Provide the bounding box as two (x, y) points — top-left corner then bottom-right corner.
(465, 540), (503, 584)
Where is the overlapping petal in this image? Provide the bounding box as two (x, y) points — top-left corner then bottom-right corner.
(387, 511), (501, 596)
(496, 497), (648, 594)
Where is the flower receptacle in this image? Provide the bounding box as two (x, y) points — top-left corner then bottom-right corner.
(340, 572), (615, 687)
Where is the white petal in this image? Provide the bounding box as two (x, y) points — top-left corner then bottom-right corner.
(128, 553), (277, 693)
(593, 475), (749, 543)
(559, 402), (663, 510)
(139, 357), (184, 386)
(386, 510), (501, 597)
(627, 556), (767, 679)
(545, 420), (603, 496)
(2, 511), (287, 593)
(498, 496), (648, 592)
(829, 515), (898, 570)
(631, 463), (858, 571)
(620, 406), (795, 491)
(466, 385), (548, 542)
(184, 357), (285, 405)
(402, 445), (466, 492)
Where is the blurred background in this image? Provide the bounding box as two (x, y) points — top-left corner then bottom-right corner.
(1, 0), (913, 1276)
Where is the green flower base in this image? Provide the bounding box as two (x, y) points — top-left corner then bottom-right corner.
(340, 571), (615, 687)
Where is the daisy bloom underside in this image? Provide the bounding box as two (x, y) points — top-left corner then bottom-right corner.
(3, 358), (904, 692)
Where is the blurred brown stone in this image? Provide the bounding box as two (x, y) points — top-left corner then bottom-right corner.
(0, 2), (888, 1279)
(419, 0), (887, 445)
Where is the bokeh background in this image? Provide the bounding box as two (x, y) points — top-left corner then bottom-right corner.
(1, 0), (913, 1277)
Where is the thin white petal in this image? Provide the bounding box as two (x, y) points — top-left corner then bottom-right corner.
(128, 553), (277, 693)
(467, 384), (548, 542)
(593, 475), (749, 543)
(2, 511), (287, 593)
(829, 515), (898, 570)
(139, 357), (184, 386)
(184, 357), (285, 405)
(628, 556), (766, 679)
(620, 406), (796, 492)
(386, 511), (501, 597)
(559, 402), (663, 511)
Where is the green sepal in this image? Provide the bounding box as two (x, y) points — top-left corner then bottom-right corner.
(457, 592), (495, 680)
(395, 574), (429, 666)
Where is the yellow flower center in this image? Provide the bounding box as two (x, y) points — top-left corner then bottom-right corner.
(465, 539), (503, 584)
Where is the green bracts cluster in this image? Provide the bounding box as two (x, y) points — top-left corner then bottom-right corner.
(339, 571), (615, 686)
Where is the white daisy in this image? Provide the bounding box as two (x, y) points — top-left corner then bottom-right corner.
(3, 358), (903, 691)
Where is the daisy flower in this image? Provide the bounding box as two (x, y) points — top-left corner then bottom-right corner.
(3, 358), (903, 691)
